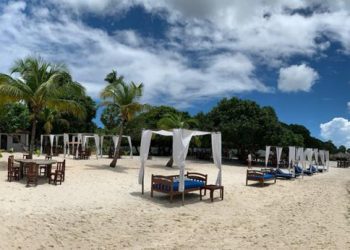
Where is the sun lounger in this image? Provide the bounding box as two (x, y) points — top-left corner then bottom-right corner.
(307, 165), (317, 174)
(274, 168), (294, 179)
(151, 172), (207, 202)
(317, 165), (326, 172)
(246, 168), (276, 186)
(295, 165), (312, 175)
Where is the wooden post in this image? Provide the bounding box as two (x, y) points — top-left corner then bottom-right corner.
(142, 173), (144, 195)
(182, 192), (184, 205)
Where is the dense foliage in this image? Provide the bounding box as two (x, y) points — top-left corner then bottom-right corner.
(122, 97), (339, 160)
(0, 58), (341, 159)
(100, 70), (144, 167)
(0, 57), (86, 155)
(0, 103), (30, 132)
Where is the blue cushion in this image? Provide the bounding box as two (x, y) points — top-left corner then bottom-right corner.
(276, 173), (293, 178)
(153, 179), (205, 192)
(249, 173), (275, 180)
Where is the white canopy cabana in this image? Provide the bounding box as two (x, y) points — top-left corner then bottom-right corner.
(40, 134), (64, 155)
(100, 135), (133, 158)
(82, 134), (100, 159)
(265, 146), (283, 168)
(63, 133), (85, 158)
(138, 129), (222, 203)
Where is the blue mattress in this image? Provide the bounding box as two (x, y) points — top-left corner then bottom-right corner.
(248, 173), (275, 180)
(153, 179), (205, 192)
(275, 169), (293, 179)
(295, 166), (312, 175)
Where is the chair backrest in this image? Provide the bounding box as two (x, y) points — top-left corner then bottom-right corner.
(24, 154), (32, 159)
(56, 160), (66, 172)
(8, 156), (14, 170)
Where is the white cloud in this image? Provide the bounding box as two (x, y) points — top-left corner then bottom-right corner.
(320, 117), (350, 147)
(277, 64), (319, 92)
(2, 1), (350, 109)
(0, 1), (267, 107)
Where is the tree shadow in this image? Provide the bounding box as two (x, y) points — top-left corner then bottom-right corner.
(245, 182), (276, 188)
(84, 164), (130, 173)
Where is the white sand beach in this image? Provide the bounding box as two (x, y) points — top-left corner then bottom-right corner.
(1, 152), (349, 249)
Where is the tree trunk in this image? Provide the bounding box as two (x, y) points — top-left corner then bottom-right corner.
(29, 118), (37, 158)
(110, 123), (124, 168)
(166, 156), (173, 167)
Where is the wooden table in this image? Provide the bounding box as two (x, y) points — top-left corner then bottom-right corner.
(15, 159), (57, 178)
(200, 185), (224, 202)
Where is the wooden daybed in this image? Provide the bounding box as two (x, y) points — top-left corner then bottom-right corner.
(246, 168), (276, 186)
(151, 172), (207, 202)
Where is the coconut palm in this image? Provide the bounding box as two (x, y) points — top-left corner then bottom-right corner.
(0, 56), (85, 156)
(157, 113), (199, 167)
(100, 71), (144, 167)
(39, 108), (70, 134)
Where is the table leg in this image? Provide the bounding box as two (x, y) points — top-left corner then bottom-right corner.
(47, 164), (52, 178)
(221, 187), (224, 200)
(200, 188), (202, 200)
(210, 190), (214, 202)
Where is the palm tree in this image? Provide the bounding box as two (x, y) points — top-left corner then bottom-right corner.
(0, 56), (85, 156)
(39, 108), (69, 134)
(157, 113), (199, 167)
(100, 70), (144, 167)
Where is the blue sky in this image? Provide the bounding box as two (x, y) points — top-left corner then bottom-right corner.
(1, 1), (350, 146)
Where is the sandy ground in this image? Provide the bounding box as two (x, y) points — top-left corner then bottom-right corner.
(0, 152), (349, 250)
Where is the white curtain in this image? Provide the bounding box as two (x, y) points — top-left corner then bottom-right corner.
(265, 146), (271, 167)
(313, 149), (318, 164)
(325, 151), (330, 171)
(288, 146), (296, 167)
(94, 134), (100, 159)
(49, 134), (55, 156)
(173, 129), (194, 192)
(138, 130), (154, 185)
(82, 136), (87, 150)
(313, 149), (319, 171)
(212, 133), (222, 186)
(76, 134), (82, 158)
(127, 136), (133, 158)
(63, 133), (69, 157)
(40, 135), (43, 155)
(276, 147), (283, 168)
(319, 150), (325, 166)
(55, 135), (59, 154)
(100, 136), (104, 157)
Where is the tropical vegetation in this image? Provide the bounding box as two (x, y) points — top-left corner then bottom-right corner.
(100, 70), (144, 167)
(0, 56), (86, 156)
(0, 56), (345, 162)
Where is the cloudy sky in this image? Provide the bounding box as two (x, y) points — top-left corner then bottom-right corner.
(1, 0), (350, 146)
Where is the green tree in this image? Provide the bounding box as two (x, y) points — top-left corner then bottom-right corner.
(38, 108), (69, 134)
(0, 56), (85, 156)
(0, 103), (30, 132)
(100, 70), (144, 167)
(338, 145), (346, 153)
(100, 105), (121, 131)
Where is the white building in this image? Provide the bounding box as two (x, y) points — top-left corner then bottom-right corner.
(0, 133), (29, 152)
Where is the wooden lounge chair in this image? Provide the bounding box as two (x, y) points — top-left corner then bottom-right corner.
(151, 172), (207, 202)
(246, 168), (276, 186)
(39, 155), (52, 176)
(49, 160), (65, 185)
(7, 156), (20, 182)
(26, 163), (38, 187)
